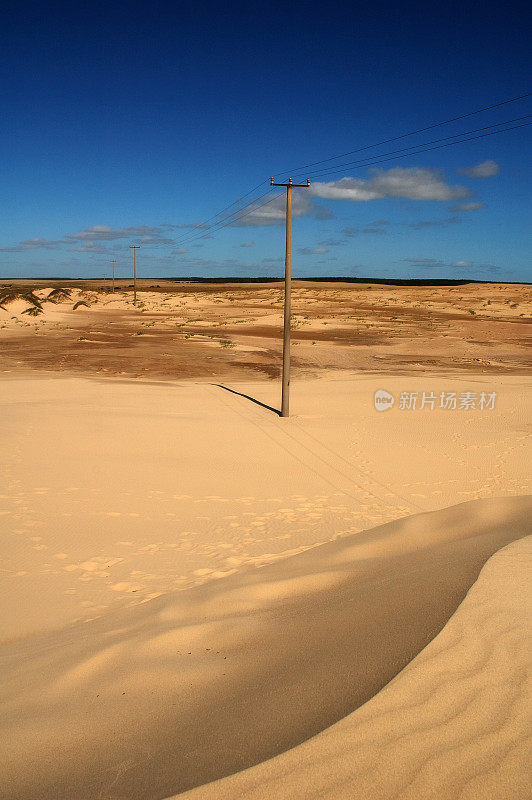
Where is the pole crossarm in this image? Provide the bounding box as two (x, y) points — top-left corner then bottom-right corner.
(269, 177), (310, 418)
(270, 177), (311, 188)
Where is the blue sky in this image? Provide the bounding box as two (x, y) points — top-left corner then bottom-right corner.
(1, 0), (530, 281)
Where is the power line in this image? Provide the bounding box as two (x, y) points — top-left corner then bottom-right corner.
(275, 92), (531, 177)
(301, 114), (531, 180)
(304, 121), (532, 182)
(171, 119), (530, 250)
(168, 91), (530, 251)
(172, 190), (275, 247)
(172, 193), (284, 250)
(175, 179), (270, 241)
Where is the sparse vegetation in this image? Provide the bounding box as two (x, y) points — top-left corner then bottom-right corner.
(21, 306), (43, 316)
(0, 286), (43, 310)
(45, 288), (72, 304)
(219, 338), (235, 348)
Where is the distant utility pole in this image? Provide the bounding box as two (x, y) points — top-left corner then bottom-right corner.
(270, 176), (310, 418)
(129, 245), (140, 305)
(110, 260), (116, 293)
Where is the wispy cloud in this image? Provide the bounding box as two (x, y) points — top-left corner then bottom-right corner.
(318, 238), (346, 247)
(0, 237), (61, 253)
(404, 257), (446, 269)
(409, 215), (462, 229)
(230, 193), (332, 226)
(170, 222), (211, 230)
(310, 167), (472, 202)
(297, 246), (329, 255)
(451, 201), (485, 212)
(1, 222), (185, 254)
(64, 225), (174, 245)
(240, 241), (255, 247)
(457, 160), (499, 178)
(68, 242), (112, 254)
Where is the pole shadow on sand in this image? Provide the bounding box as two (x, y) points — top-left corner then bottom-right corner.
(212, 384), (281, 416)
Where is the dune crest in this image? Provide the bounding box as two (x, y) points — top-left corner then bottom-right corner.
(177, 534), (532, 799)
(1, 496), (530, 800)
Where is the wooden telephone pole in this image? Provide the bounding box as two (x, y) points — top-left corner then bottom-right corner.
(110, 260), (116, 293)
(129, 245), (140, 305)
(270, 176), (310, 417)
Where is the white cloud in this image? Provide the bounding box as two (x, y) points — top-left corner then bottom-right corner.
(64, 225), (174, 244)
(240, 241), (255, 247)
(319, 238), (346, 247)
(409, 216), (462, 229)
(297, 246), (329, 255)
(454, 260), (473, 267)
(0, 237), (60, 252)
(20, 237), (59, 250)
(310, 178), (381, 201)
(171, 222), (210, 230)
(404, 257), (445, 269)
(68, 241), (111, 254)
(230, 193), (332, 226)
(310, 168), (472, 203)
(457, 160), (499, 178)
(451, 201), (485, 212)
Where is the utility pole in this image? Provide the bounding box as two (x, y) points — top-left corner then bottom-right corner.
(110, 260), (116, 293)
(270, 176), (310, 417)
(129, 245), (140, 305)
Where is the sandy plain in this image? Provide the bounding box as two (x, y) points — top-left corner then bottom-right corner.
(0, 280), (530, 799)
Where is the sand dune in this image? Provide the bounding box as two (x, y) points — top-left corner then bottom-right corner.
(1, 374), (529, 642)
(1, 496), (529, 800)
(0, 285), (530, 800)
(177, 533), (532, 800)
